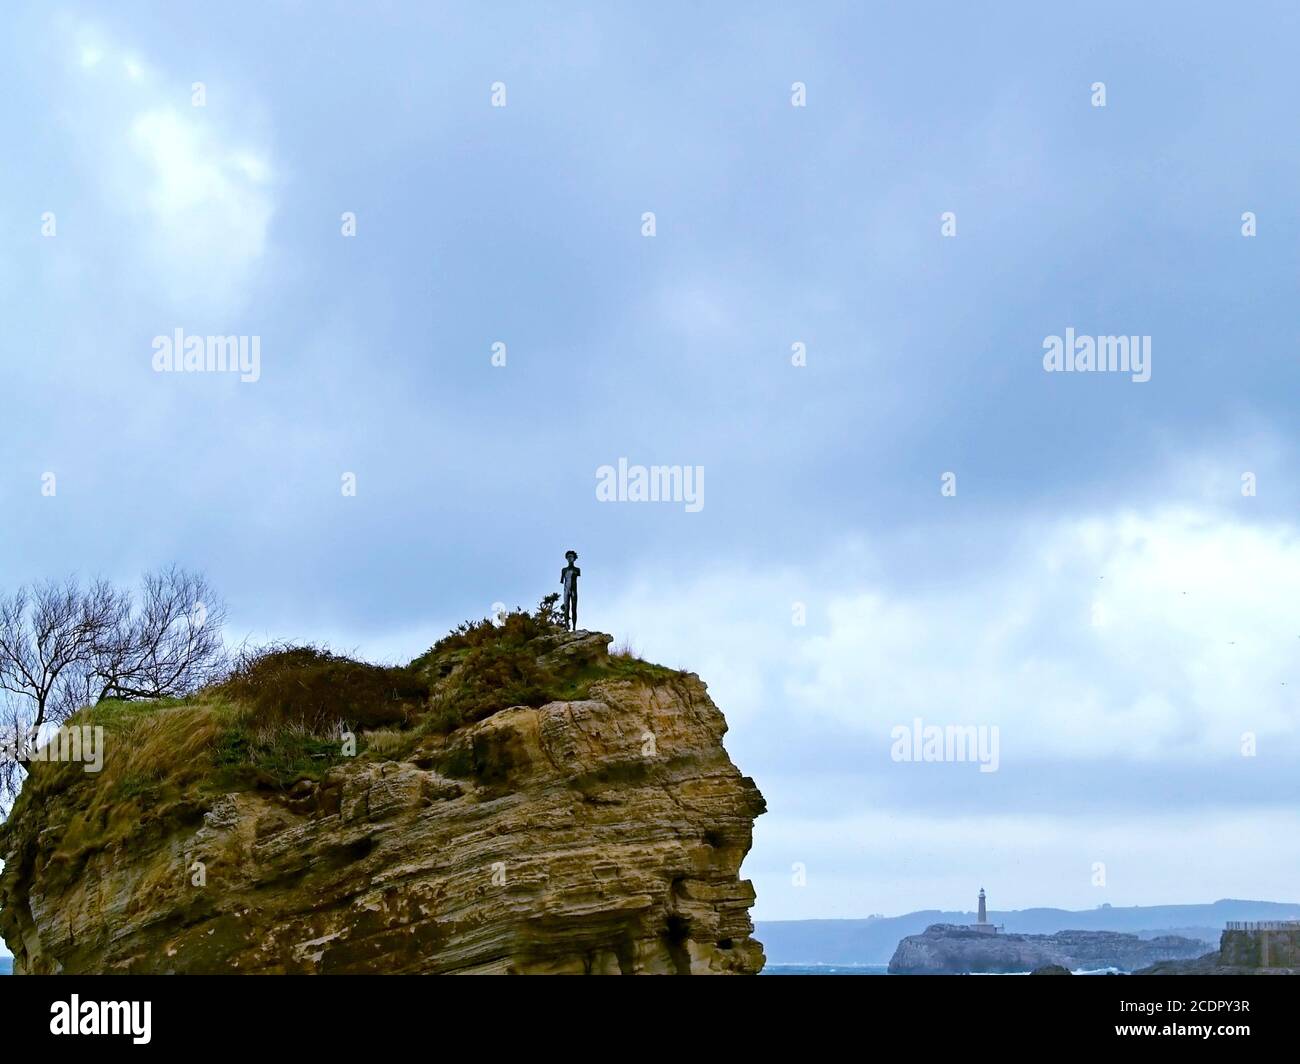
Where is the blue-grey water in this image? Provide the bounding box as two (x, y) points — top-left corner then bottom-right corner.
(763, 963), (1118, 975)
(0, 957), (11, 975)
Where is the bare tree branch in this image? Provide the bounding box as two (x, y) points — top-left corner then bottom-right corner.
(0, 568), (228, 818)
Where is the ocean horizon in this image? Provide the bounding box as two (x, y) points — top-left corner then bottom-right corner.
(762, 964), (1121, 976)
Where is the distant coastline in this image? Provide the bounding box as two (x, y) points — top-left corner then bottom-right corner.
(762, 963), (1124, 976)
(757, 900), (1300, 966)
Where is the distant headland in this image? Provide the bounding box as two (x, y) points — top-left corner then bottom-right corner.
(757, 896), (1300, 967)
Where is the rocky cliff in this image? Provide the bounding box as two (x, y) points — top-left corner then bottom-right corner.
(0, 623), (766, 974)
(1136, 927), (1300, 974)
(888, 924), (1206, 974)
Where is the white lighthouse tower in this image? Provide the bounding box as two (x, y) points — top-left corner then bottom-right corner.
(973, 887), (998, 934)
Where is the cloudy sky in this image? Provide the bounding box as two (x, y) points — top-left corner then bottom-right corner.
(3, 1), (1300, 924)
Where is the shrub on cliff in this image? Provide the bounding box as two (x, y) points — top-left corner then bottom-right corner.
(414, 597), (681, 734)
(425, 643), (560, 731)
(419, 594), (563, 661)
(216, 644), (428, 732)
(411, 597), (563, 731)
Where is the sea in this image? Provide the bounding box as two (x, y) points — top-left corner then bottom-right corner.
(762, 964), (1120, 975)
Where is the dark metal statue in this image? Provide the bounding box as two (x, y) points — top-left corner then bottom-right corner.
(560, 550), (580, 631)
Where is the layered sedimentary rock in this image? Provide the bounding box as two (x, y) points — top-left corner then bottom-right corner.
(1220, 926), (1300, 968)
(0, 631), (765, 974)
(888, 924), (1205, 973)
(1137, 927), (1300, 974)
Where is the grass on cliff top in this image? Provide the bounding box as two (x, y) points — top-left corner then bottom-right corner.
(2, 599), (685, 837)
(3, 690), (391, 865)
(3, 696), (232, 876)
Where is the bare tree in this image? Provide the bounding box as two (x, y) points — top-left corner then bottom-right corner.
(0, 698), (29, 814)
(0, 579), (112, 739)
(88, 567), (227, 704)
(51, 578), (132, 717)
(0, 579), (116, 811)
(0, 568), (227, 814)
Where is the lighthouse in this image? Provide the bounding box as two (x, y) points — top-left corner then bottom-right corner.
(972, 887), (998, 933)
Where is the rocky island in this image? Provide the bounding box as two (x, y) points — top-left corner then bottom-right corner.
(0, 608), (766, 974)
(888, 924), (1206, 974)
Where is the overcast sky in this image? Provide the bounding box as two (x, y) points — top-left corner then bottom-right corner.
(3, 1), (1300, 926)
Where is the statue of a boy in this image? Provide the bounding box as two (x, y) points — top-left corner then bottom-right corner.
(560, 550), (580, 631)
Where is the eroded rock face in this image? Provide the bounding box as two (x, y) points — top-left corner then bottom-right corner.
(0, 643), (765, 975)
(1136, 929), (1300, 974)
